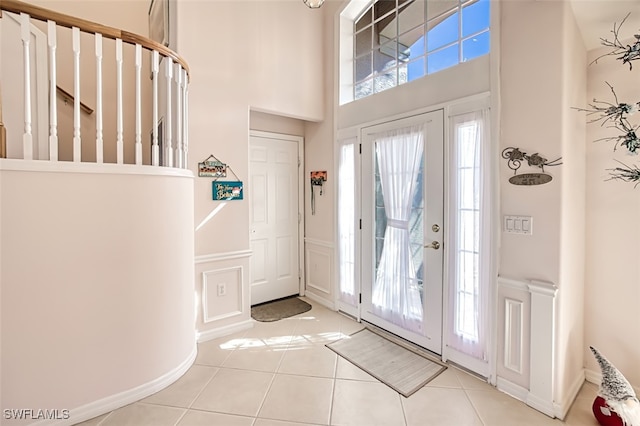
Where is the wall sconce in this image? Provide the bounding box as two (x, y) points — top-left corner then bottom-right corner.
(303, 0), (325, 8)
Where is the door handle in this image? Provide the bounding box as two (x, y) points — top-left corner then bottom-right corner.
(425, 241), (440, 250)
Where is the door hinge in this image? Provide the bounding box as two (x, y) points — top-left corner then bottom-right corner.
(359, 293), (362, 304)
(298, 212), (302, 224)
(298, 157), (301, 167)
(359, 144), (362, 154)
(359, 219), (362, 229)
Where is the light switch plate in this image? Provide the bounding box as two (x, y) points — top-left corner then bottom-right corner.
(504, 215), (533, 235)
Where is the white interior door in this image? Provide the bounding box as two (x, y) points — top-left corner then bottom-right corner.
(249, 132), (301, 305)
(361, 110), (444, 354)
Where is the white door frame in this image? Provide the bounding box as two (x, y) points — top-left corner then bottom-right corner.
(249, 130), (305, 299)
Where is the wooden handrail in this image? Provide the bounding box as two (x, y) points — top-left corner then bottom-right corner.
(1, 0), (190, 79)
(56, 86), (93, 115)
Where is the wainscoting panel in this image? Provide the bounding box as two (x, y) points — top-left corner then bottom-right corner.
(504, 297), (524, 374)
(497, 277), (531, 390)
(202, 266), (243, 323)
(496, 277), (559, 418)
(304, 238), (335, 309)
(195, 250), (252, 342)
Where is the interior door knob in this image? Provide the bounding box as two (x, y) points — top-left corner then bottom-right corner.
(425, 241), (440, 250)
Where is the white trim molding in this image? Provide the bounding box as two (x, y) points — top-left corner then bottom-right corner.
(34, 344), (197, 426)
(197, 319), (254, 343)
(526, 279), (557, 417)
(496, 277), (558, 418)
(0, 158), (194, 177)
(195, 249), (252, 264)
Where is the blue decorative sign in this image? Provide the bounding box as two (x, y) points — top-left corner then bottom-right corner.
(213, 181), (243, 201)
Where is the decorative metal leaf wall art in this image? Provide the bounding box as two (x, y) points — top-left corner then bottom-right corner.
(578, 13), (640, 185)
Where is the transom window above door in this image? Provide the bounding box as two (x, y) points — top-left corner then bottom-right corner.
(353, 0), (490, 100)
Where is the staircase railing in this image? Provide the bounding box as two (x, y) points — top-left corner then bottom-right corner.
(0, 0), (190, 168)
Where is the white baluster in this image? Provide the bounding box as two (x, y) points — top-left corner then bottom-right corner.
(135, 44), (142, 165)
(115, 39), (123, 164)
(95, 33), (103, 163)
(182, 69), (189, 169)
(152, 50), (159, 166)
(21, 13), (33, 160)
(175, 63), (182, 169)
(165, 58), (173, 168)
(47, 20), (58, 161)
(72, 27), (81, 162)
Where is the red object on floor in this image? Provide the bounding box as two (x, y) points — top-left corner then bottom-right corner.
(593, 396), (624, 426)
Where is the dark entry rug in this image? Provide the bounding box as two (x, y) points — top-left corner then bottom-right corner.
(251, 296), (312, 322)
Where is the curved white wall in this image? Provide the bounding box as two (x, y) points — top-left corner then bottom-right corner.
(0, 161), (195, 424)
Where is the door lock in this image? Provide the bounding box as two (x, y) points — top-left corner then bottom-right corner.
(425, 241), (440, 250)
(432, 224), (440, 232)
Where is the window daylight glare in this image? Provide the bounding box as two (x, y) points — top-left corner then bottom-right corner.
(353, 0), (490, 101)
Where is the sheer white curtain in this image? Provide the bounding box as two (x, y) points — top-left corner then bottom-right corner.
(372, 125), (425, 334)
(338, 141), (357, 307)
(448, 109), (490, 360)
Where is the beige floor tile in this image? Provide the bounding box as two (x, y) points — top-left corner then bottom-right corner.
(466, 389), (561, 426)
(72, 412), (110, 426)
(142, 365), (218, 408)
(254, 419), (324, 426)
(243, 320), (298, 346)
(177, 409), (254, 425)
(334, 357), (378, 382)
(259, 374), (333, 425)
(195, 337), (237, 367)
(403, 386), (482, 426)
(99, 403), (185, 426)
(331, 379), (405, 426)
(562, 399), (600, 426)
(339, 317), (365, 336)
(222, 345), (287, 372)
(424, 367), (462, 389)
(278, 344), (337, 378)
(453, 367), (494, 391)
(191, 368), (274, 417)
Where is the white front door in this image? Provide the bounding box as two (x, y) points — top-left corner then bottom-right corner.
(361, 110), (444, 354)
(249, 132), (302, 305)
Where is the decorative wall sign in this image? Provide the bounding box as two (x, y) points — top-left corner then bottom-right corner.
(508, 173), (553, 186)
(198, 155), (227, 177)
(310, 171), (327, 215)
(502, 147), (562, 175)
(213, 181), (243, 201)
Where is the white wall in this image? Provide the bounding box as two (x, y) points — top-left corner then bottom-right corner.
(176, 0), (324, 336)
(499, 0), (587, 414)
(585, 37), (640, 390)
(557, 1), (587, 412)
(0, 163), (195, 424)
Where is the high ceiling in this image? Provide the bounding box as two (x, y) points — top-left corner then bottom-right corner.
(569, 0), (640, 50)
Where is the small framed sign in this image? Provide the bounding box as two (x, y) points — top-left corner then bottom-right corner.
(199, 160), (227, 178)
(213, 181), (243, 201)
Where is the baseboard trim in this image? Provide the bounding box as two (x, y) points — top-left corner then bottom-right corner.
(33, 343), (197, 426)
(197, 319), (254, 343)
(303, 291), (335, 311)
(496, 376), (529, 402)
(553, 369), (585, 420)
(526, 393), (556, 418)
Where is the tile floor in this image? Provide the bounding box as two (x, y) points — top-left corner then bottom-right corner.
(78, 299), (600, 426)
